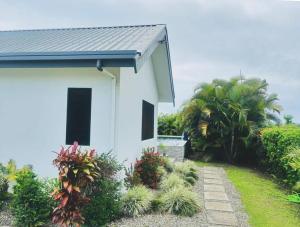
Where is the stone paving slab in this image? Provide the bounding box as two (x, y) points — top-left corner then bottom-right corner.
(204, 178), (223, 185)
(204, 192), (229, 201)
(204, 184), (225, 192)
(207, 211), (238, 226)
(204, 173), (222, 179)
(205, 201), (233, 212)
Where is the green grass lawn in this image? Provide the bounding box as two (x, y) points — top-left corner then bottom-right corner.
(195, 161), (300, 227)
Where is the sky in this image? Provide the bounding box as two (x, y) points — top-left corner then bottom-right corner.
(0, 0), (299, 122)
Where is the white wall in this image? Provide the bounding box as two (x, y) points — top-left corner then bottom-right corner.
(115, 59), (159, 166)
(0, 68), (114, 177)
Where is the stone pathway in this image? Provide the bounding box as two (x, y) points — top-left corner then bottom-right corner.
(201, 166), (249, 227)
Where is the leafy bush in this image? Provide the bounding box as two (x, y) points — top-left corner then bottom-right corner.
(159, 186), (201, 216)
(175, 161), (198, 179)
(134, 151), (165, 189)
(52, 142), (100, 226)
(83, 179), (122, 226)
(160, 173), (186, 191)
(11, 170), (52, 226)
(121, 185), (154, 217)
(0, 174), (8, 198)
(181, 77), (281, 163)
(124, 164), (142, 189)
(162, 157), (175, 173)
(83, 152), (123, 226)
(261, 125), (300, 188)
(158, 113), (182, 136)
(0, 174), (9, 210)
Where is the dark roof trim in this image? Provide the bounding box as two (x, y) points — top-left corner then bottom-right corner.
(0, 26), (175, 104)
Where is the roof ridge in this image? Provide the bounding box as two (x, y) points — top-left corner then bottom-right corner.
(0, 24), (166, 33)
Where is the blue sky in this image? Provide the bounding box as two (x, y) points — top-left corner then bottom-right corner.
(0, 0), (299, 122)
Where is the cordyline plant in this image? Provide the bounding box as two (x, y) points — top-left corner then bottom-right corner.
(51, 142), (100, 226)
(135, 151), (164, 189)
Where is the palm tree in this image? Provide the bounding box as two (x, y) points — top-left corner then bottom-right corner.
(181, 76), (281, 163)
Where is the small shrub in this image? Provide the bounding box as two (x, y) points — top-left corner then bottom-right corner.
(0, 174), (8, 198)
(162, 157), (175, 173)
(134, 151), (165, 189)
(159, 186), (201, 216)
(124, 164), (142, 189)
(121, 185), (154, 217)
(11, 170), (52, 226)
(83, 179), (122, 226)
(184, 176), (196, 186)
(52, 142), (100, 226)
(83, 152), (123, 226)
(160, 173), (186, 191)
(0, 174), (9, 210)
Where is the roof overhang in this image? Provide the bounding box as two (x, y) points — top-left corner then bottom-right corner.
(0, 27), (175, 105)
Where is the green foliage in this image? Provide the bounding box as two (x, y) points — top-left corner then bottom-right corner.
(175, 161), (197, 176)
(284, 114), (294, 125)
(121, 185), (154, 217)
(124, 164), (142, 189)
(159, 186), (201, 216)
(83, 152), (123, 226)
(0, 159), (33, 182)
(158, 113), (182, 136)
(161, 157), (175, 173)
(0, 174), (8, 199)
(83, 179), (122, 226)
(0, 174), (9, 210)
(160, 173), (186, 191)
(287, 193), (300, 204)
(181, 77), (281, 163)
(11, 170), (52, 227)
(261, 125), (300, 188)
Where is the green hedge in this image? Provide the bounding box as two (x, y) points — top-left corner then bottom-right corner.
(261, 125), (300, 190)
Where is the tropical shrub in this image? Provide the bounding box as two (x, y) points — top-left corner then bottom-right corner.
(160, 173), (186, 191)
(159, 186), (201, 216)
(134, 151), (165, 189)
(175, 161), (198, 179)
(121, 185), (154, 217)
(0, 174), (8, 199)
(261, 125), (300, 189)
(162, 157), (175, 173)
(51, 142), (100, 226)
(124, 164), (142, 189)
(180, 77), (281, 163)
(11, 170), (52, 226)
(158, 113), (182, 136)
(0, 174), (9, 210)
(83, 153), (123, 226)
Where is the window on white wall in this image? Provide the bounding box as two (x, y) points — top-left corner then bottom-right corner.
(66, 88), (92, 145)
(141, 100), (154, 140)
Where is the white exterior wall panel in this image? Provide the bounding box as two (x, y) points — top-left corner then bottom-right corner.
(115, 59), (159, 166)
(0, 68), (113, 176)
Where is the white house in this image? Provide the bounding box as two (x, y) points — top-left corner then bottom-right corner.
(0, 25), (174, 176)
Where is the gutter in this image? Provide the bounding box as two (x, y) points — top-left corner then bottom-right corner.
(97, 65), (117, 154)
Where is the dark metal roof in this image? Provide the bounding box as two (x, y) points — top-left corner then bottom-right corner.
(0, 24), (174, 103)
(0, 25), (165, 57)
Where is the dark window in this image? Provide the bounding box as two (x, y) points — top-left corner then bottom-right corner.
(66, 88), (92, 145)
(141, 100), (154, 140)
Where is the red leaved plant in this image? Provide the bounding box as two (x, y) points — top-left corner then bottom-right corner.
(134, 151), (164, 189)
(51, 142), (100, 226)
